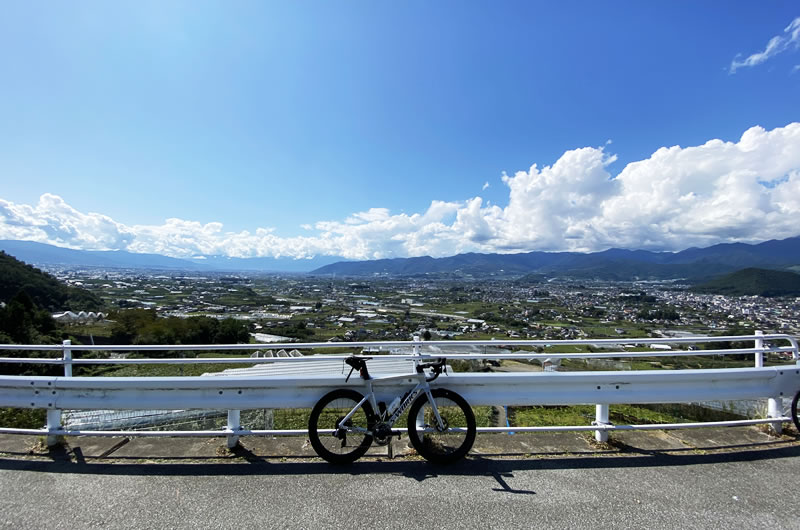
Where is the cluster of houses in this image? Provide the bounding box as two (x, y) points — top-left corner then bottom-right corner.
(43, 266), (800, 342)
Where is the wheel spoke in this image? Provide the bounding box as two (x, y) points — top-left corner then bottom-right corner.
(407, 389), (475, 464)
(308, 390), (374, 464)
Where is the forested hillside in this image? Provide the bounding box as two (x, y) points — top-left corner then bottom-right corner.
(0, 251), (100, 311)
(692, 268), (800, 297)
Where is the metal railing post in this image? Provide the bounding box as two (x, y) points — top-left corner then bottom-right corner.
(45, 339), (73, 447)
(227, 409), (241, 449)
(46, 409), (62, 447)
(594, 404), (609, 443)
(754, 330), (763, 368)
(413, 335), (420, 357)
(790, 336), (800, 361)
(63, 339), (72, 377)
(767, 397), (783, 435)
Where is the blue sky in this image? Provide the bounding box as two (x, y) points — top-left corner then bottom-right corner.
(1, 2), (799, 260)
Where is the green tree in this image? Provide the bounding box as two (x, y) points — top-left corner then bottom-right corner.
(110, 309), (158, 343)
(214, 318), (250, 344)
(183, 317), (219, 344)
(0, 291), (58, 344)
(109, 310), (250, 345)
(0, 290), (62, 376)
(0, 251), (101, 311)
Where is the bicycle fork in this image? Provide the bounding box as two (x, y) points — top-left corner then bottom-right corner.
(419, 388), (447, 432)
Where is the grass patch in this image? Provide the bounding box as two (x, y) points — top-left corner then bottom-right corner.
(0, 408), (46, 429)
(234, 404), (497, 432)
(509, 404), (696, 428)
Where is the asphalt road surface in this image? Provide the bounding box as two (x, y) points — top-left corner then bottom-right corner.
(1, 446), (799, 529)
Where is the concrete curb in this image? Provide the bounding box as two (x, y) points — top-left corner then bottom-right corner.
(1, 426), (797, 464)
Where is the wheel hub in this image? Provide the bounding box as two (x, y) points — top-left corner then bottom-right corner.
(334, 416), (350, 439)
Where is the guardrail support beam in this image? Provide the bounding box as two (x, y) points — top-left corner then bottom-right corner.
(227, 409), (241, 449)
(595, 404), (609, 443)
(46, 409), (62, 447)
(767, 397), (782, 435)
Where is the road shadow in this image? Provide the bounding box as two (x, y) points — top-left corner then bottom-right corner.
(1, 443), (798, 483)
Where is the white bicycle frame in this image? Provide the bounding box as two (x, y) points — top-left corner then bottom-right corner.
(335, 366), (447, 435)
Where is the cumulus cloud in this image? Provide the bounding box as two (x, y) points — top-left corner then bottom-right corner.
(0, 194), (134, 249)
(482, 181), (490, 190)
(730, 16), (800, 73)
(2, 123), (800, 259)
(496, 147), (619, 251)
(595, 124), (800, 248)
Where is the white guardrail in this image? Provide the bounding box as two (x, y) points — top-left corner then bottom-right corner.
(1, 333), (799, 447)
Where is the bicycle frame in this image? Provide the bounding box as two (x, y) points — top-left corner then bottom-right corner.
(336, 369), (446, 435)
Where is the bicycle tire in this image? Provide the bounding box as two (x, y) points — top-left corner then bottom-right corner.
(792, 391), (800, 433)
(308, 389), (375, 464)
(407, 388), (476, 465)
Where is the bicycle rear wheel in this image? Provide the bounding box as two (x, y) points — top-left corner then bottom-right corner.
(308, 389), (374, 464)
(407, 388), (476, 464)
(792, 391), (800, 433)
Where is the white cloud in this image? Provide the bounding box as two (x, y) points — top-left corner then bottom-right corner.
(0, 194), (134, 250)
(482, 181), (490, 190)
(2, 123), (800, 259)
(594, 124), (800, 249)
(730, 16), (800, 73)
(496, 147), (619, 251)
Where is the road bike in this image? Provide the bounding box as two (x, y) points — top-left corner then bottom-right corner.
(308, 356), (476, 464)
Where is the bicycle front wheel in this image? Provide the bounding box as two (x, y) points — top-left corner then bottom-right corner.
(407, 388), (476, 465)
(308, 389), (374, 464)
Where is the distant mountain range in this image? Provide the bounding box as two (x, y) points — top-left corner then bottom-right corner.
(186, 254), (345, 272)
(0, 240), (344, 273)
(310, 236), (800, 281)
(5, 237), (800, 281)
